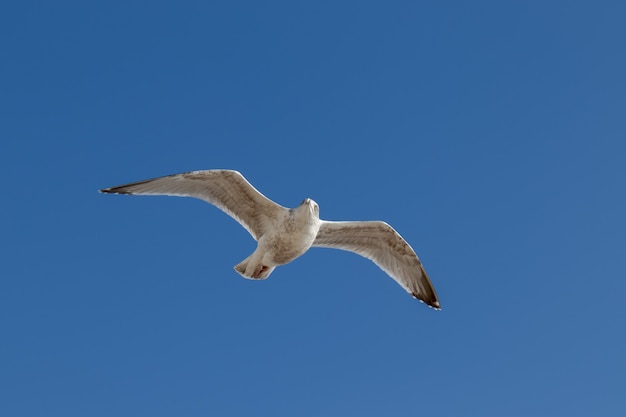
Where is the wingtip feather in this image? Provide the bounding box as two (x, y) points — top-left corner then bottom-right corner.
(411, 292), (442, 310)
(99, 187), (132, 195)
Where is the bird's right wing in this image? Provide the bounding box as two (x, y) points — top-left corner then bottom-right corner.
(100, 170), (288, 240)
(313, 220), (440, 309)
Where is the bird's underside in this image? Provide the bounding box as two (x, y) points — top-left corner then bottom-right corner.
(100, 169), (441, 309)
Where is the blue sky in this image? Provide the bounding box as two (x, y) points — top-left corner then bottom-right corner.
(1, 1), (625, 416)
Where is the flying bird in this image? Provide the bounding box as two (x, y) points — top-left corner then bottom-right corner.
(100, 170), (440, 309)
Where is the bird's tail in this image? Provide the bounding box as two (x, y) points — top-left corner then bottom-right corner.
(234, 254), (275, 280)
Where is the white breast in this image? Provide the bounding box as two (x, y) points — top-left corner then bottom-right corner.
(259, 206), (321, 266)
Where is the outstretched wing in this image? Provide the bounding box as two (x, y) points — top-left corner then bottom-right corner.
(313, 220), (440, 309)
(100, 170), (287, 240)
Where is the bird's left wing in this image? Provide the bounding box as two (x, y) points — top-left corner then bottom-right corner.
(313, 220), (440, 309)
(100, 170), (288, 240)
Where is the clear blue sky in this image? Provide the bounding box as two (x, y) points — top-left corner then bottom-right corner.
(1, 1), (625, 416)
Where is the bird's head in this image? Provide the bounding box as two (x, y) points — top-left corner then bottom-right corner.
(299, 198), (319, 217)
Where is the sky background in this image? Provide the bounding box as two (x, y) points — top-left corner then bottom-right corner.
(1, 1), (625, 416)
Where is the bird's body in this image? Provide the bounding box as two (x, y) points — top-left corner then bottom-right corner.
(100, 170), (441, 309)
(234, 198), (321, 279)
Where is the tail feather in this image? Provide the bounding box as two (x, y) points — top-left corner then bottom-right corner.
(234, 255), (275, 280)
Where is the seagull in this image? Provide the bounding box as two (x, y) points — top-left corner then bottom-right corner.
(100, 170), (440, 309)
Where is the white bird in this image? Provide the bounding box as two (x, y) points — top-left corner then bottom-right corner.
(100, 170), (440, 309)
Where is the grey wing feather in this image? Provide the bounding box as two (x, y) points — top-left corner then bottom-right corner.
(100, 170), (287, 240)
(313, 220), (440, 309)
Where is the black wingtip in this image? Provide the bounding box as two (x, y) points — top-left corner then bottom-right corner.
(99, 187), (132, 195)
(426, 302), (442, 311)
(411, 292), (442, 310)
